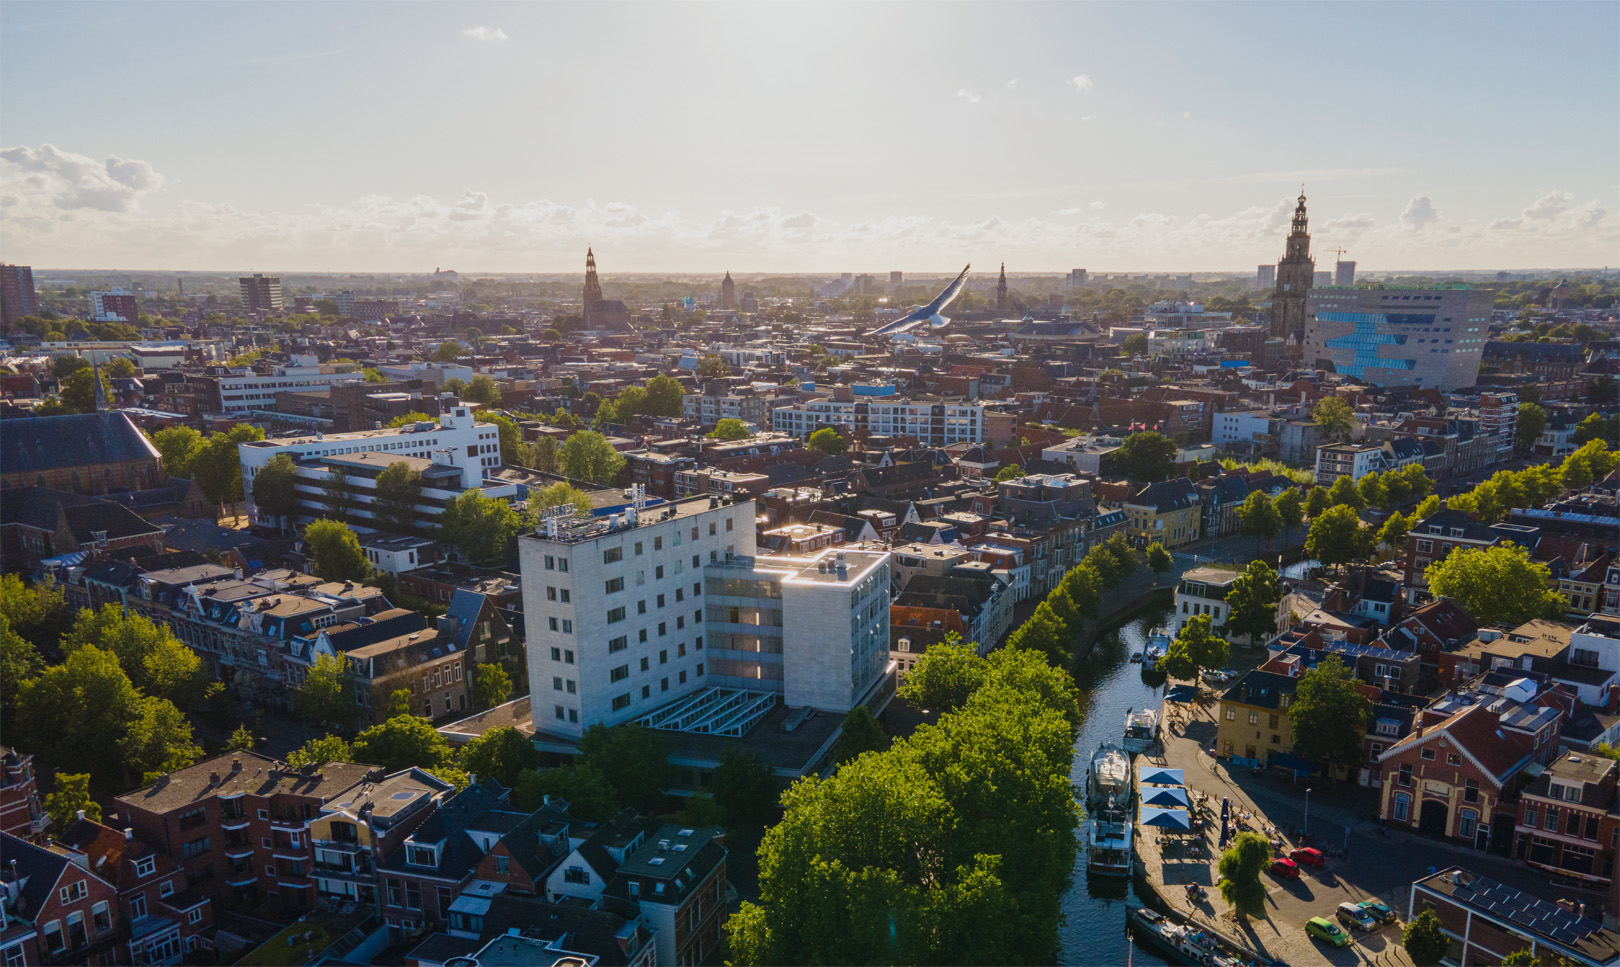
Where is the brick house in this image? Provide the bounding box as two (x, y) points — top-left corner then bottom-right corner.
(1375, 703), (1535, 853)
(0, 488), (165, 572)
(601, 824), (729, 967)
(114, 752), (376, 918)
(55, 817), (214, 965)
(0, 831), (123, 966)
(1515, 750), (1620, 887)
(307, 768), (450, 908)
(0, 748), (48, 841)
(376, 783), (521, 934)
(1401, 506), (1540, 605)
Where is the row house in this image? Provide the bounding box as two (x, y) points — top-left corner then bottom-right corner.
(114, 752), (377, 917)
(377, 784), (525, 934)
(0, 748), (47, 842)
(1194, 473), (1250, 539)
(1409, 867), (1620, 967)
(307, 768), (451, 909)
(1552, 546), (1617, 617)
(1215, 670), (1299, 769)
(1122, 477), (1202, 550)
(0, 833), (123, 967)
(0, 487), (166, 574)
(56, 818), (214, 965)
(346, 626), (472, 723)
(892, 569), (1013, 656)
(1516, 750), (1620, 887)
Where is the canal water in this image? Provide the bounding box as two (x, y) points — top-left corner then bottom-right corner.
(1059, 603), (1176, 967)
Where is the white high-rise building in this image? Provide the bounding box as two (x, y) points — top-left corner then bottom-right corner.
(771, 398), (985, 445)
(517, 496), (892, 740)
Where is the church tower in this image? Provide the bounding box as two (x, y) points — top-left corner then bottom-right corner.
(720, 271), (736, 310)
(1271, 191), (1314, 344)
(996, 262), (1008, 314)
(582, 247), (604, 327)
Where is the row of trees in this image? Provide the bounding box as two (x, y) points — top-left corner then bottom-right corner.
(1005, 534), (1142, 667)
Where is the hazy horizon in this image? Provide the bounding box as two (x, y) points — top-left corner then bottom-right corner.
(3, 2), (1616, 274)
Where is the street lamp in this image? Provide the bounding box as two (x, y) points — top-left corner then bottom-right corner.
(1304, 787), (1311, 837)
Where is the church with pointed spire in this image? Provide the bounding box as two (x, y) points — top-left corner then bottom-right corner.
(1271, 191), (1314, 345)
(996, 263), (1008, 314)
(579, 247), (632, 331)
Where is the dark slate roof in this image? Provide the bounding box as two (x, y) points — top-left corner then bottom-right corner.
(0, 487), (164, 542)
(1221, 669), (1300, 711)
(323, 609), (428, 653)
(1128, 477), (1201, 513)
(378, 781), (518, 880)
(0, 831), (77, 924)
(477, 894), (651, 967)
(0, 411), (161, 473)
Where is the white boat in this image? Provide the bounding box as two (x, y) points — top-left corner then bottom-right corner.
(1086, 744), (1131, 808)
(1142, 628), (1170, 670)
(1124, 707), (1159, 755)
(1084, 791), (1133, 878)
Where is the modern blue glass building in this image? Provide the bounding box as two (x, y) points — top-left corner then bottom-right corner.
(1304, 285), (1492, 391)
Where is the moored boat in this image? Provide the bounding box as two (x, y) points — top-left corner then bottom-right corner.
(1123, 707), (1159, 755)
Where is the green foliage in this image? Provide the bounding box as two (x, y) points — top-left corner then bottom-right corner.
(151, 426), (203, 477)
(458, 726), (540, 787)
(898, 636), (988, 711)
(62, 606), (207, 709)
(53, 354), (90, 379)
(643, 374), (685, 417)
(706, 418), (751, 440)
(1327, 474), (1366, 511)
(57, 368), (112, 413)
(321, 466), (352, 519)
(1160, 614), (1229, 680)
(1573, 413), (1620, 446)
(1306, 504), (1368, 572)
(1216, 832), (1272, 919)
(103, 357), (137, 379)
(373, 462), (425, 534)
(532, 434), (560, 473)
(1381, 463), (1434, 507)
(472, 662), (513, 711)
(1116, 430), (1177, 483)
(1224, 561), (1282, 647)
(672, 792), (727, 828)
(533, 481), (593, 517)
(292, 654), (357, 733)
(303, 519), (372, 583)
(1289, 656), (1371, 774)
(438, 489), (527, 566)
(711, 747), (779, 830)
(1515, 402), (1548, 456)
(1414, 494), (1442, 520)
(831, 706), (888, 765)
(14, 645), (149, 788)
(463, 375), (502, 406)
(0, 574), (75, 654)
(430, 340), (464, 362)
(1500, 950), (1541, 967)
(352, 714), (453, 772)
(386, 689), (412, 719)
(386, 411), (434, 428)
(1357, 471), (1387, 509)
(1084, 534), (1138, 588)
(46, 774), (100, 830)
(512, 763), (618, 821)
(362, 367), (387, 383)
(1403, 910), (1449, 967)
(287, 734), (351, 769)
(122, 696), (204, 785)
(1377, 511), (1409, 553)
(559, 430), (626, 484)
(1426, 544), (1567, 627)
(806, 427), (847, 455)
(0, 617), (43, 736)
(1304, 485), (1332, 519)
(1312, 395), (1355, 442)
(481, 411), (529, 467)
(1274, 487), (1304, 537)
(696, 354), (730, 380)
(427, 766), (471, 791)
(1122, 332), (1149, 356)
(576, 723), (675, 813)
(192, 424), (265, 510)
(1145, 542), (1173, 575)
(251, 453), (301, 526)
(1008, 599), (1074, 666)
(993, 463), (1024, 483)
(1237, 490), (1281, 547)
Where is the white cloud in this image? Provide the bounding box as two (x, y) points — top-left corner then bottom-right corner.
(461, 26), (508, 43)
(1182, 111), (1191, 120)
(1078, 115), (1097, 122)
(1400, 194), (1441, 230)
(0, 143), (164, 216)
(955, 88), (981, 104)
(1005, 78), (1019, 90)
(1067, 74), (1093, 93)
(1521, 189), (1574, 221)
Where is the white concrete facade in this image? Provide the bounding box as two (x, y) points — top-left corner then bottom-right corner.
(217, 365), (368, 414)
(771, 398), (985, 445)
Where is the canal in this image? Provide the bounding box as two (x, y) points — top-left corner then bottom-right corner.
(1059, 602), (1175, 967)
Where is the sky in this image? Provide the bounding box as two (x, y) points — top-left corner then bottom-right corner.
(2, 1), (1617, 274)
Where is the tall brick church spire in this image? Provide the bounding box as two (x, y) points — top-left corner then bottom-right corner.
(1271, 190), (1314, 345)
(582, 247), (604, 327)
(997, 262), (1008, 314)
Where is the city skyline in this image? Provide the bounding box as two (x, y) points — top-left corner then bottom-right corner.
(2, 2), (1616, 273)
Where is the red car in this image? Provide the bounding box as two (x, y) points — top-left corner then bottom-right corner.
(1290, 847), (1326, 868)
(1269, 858), (1301, 879)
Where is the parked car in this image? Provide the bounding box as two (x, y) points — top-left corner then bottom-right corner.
(1268, 858), (1301, 879)
(1336, 902), (1378, 932)
(1358, 899), (1397, 924)
(1289, 847), (1326, 868)
(1202, 668), (1235, 684)
(1307, 916), (1352, 948)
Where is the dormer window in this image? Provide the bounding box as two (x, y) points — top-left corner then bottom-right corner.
(406, 843), (438, 868)
(134, 856), (157, 878)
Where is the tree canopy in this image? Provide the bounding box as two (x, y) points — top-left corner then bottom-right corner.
(1312, 395), (1355, 442)
(1237, 490), (1281, 549)
(830, 706), (888, 764)
(351, 713), (453, 772)
(1305, 504), (1368, 572)
(192, 424), (265, 510)
(373, 461), (425, 534)
(251, 453), (300, 528)
(1288, 655), (1370, 775)
(707, 418), (751, 441)
(1403, 910), (1449, 967)
(575, 723), (675, 813)
(438, 489), (527, 566)
(1223, 561), (1282, 647)
(558, 430), (626, 484)
(292, 653), (357, 734)
(472, 662), (513, 711)
(1217, 832), (1272, 919)
(459, 726), (541, 787)
(806, 427), (847, 455)
(1426, 544), (1567, 627)
(304, 519), (372, 583)
(1515, 402), (1548, 457)
(1160, 614), (1229, 680)
(1145, 542), (1173, 574)
(1116, 430), (1177, 483)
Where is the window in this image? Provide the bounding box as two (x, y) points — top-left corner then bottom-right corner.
(640, 657), (650, 671)
(566, 680), (576, 694)
(611, 665), (629, 682)
(661, 678), (670, 692)
(547, 586), (557, 601)
(565, 866), (589, 884)
(1225, 707), (1235, 721)
(605, 577), (624, 594)
(134, 855), (156, 878)
(607, 607), (626, 624)
(42, 921), (64, 953)
(654, 537), (663, 550)
(1464, 779), (1479, 804)
(1269, 714), (1279, 729)
(1524, 804), (1538, 828)
(555, 705), (565, 720)
(159, 879), (174, 898)
(561, 619), (573, 634)
(1459, 809), (1478, 839)
(551, 647), (561, 661)
(655, 565), (665, 579)
(612, 694), (631, 711)
(91, 901), (111, 935)
(549, 617), (559, 632)
(1398, 764), (1413, 787)
(188, 909), (203, 926)
(639, 629), (648, 643)
(1248, 710), (1259, 725)
(565, 650), (574, 663)
(679, 670), (688, 684)
(553, 677), (563, 691)
(1393, 793), (1411, 822)
(642, 685), (651, 698)
(1546, 806), (1560, 831)
(545, 555), (555, 570)
(604, 547), (623, 564)
(692, 555), (701, 568)
(559, 559), (569, 572)
(660, 650), (668, 664)
(2, 944), (25, 967)
(659, 622), (667, 636)
(181, 837), (211, 860)
(1420, 747), (1436, 761)
(609, 636), (628, 653)
(1446, 752), (1461, 766)
(657, 593), (666, 608)
(635, 542), (644, 556)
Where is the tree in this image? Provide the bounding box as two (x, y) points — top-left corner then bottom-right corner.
(1500, 951), (1541, 967)
(1515, 402), (1548, 456)
(58, 368), (112, 413)
(303, 519), (372, 583)
(192, 424), (265, 513)
(806, 427), (847, 455)
(1216, 831), (1271, 919)
(61, 606), (207, 709)
(1573, 413), (1620, 446)
(0, 575), (73, 657)
(15, 646), (145, 788)
(321, 466), (352, 520)
(993, 464), (1025, 483)
(558, 430), (626, 484)
(1304, 485), (1332, 520)
(287, 734), (351, 769)
(1236, 490), (1281, 550)
(1426, 544), (1567, 627)
(104, 357), (137, 379)
(1312, 395), (1355, 442)
(577, 724), (675, 813)
(1403, 910), (1449, 967)
(463, 375), (502, 406)
(251, 453), (301, 529)
(438, 489), (526, 566)
(458, 726), (540, 787)
(696, 354), (730, 380)
(1357, 470), (1388, 510)
(1414, 494), (1442, 521)
(533, 435), (560, 473)
(1007, 599), (1073, 666)
(481, 411), (528, 467)
(706, 418), (750, 441)
(387, 411), (434, 428)
(642, 374), (685, 417)
(533, 482), (592, 517)
(1305, 505), (1367, 573)
(430, 340), (464, 362)
(831, 706), (888, 765)
(53, 354), (90, 379)
(292, 653), (357, 733)
(1160, 614), (1229, 680)
(472, 663), (513, 711)
(386, 689), (413, 719)
(45, 774), (100, 831)
(1327, 473), (1366, 510)
(352, 714), (453, 772)
(1383, 463), (1433, 507)
(151, 426), (203, 478)
(711, 747), (778, 830)
(1224, 561), (1282, 647)
(0, 617), (43, 735)
(1145, 542), (1173, 575)
(373, 461), (425, 534)
(898, 637), (989, 712)
(1116, 430), (1177, 483)
(512, 764), (618, 821)
(120, 696), (203, 786)
(1274, 487), (1304, 542)
(1122, 332), (1149, 356)
(1377, 511), (1409, 555)
(1288, 656), (1371, 776)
